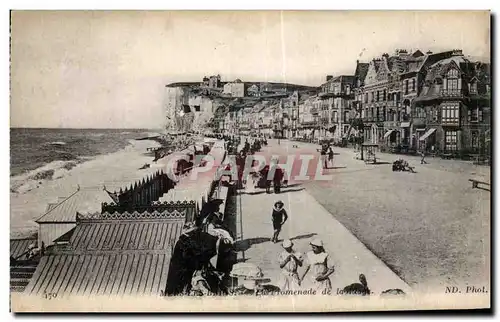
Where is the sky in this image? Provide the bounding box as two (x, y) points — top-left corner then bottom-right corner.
(10, 11), (490, 129)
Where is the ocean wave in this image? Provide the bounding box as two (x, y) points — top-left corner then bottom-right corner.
(10, 159), (84, 194)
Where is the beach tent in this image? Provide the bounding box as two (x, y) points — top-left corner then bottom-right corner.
(35, 187), (114, 248)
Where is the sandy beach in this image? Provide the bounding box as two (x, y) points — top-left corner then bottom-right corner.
(10, 139), (169, 238)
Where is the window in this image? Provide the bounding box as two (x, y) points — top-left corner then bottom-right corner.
(376, 91), (380, 102)
(194, 105), (201, 112)
(445, 68), (460, 94)
(469, 82), (478, 94)
(405, 80), (409, 94)
(441, 102), (460, 125)
(447, 69), (459, 78)
(447, 78), (459, 91)
(333, 111), (338, 123)
(344, 111), (349, 122)
(445, 131), (458, 151)
(365, 93), (368, 103)
(383, 90), (387, 101)
(346, 85), (351, 95)
(471, 131), (480, 150)
(431, 107), (439, 122)
(468, 108), (483, 122)
(414, 107), (426, 118)
(412, 79), (416, 92)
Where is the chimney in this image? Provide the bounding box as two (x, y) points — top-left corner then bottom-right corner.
(426, 50), (433, 55)
(452, 49), (463, 56)
(326, 75), (333, 81)
(356, 59), (359, 64)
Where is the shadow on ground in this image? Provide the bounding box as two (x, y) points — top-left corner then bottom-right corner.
(240, 187), (305, 195)
(290, 233), (317, 241)
(234, 237), (271, 252)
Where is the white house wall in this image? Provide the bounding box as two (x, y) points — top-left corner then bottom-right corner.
(38, 223), (76, 248)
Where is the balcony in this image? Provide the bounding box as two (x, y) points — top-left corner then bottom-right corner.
(387, 101), (401, 109)
(440, 89), (463, 98)
(319, 91), (335, 98)
(384, 121), (400, 129)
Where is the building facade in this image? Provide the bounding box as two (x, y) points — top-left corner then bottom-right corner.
(223, 79), (247, 98)
(414, 55), (491, 155)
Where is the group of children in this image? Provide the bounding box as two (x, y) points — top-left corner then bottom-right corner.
(271, 200), (335, 293)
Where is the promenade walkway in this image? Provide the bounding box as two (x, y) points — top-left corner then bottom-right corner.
(234, 139), (412, 295)
(159, 140), (227, 206)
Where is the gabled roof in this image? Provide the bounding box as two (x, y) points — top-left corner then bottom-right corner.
(36, 188), (115, 223)
(354, 62), (369, 84)
(412, 50), (425, 57)
(416, 55), (475, 103)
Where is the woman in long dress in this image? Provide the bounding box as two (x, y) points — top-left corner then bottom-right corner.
(300, 238), (334, 293)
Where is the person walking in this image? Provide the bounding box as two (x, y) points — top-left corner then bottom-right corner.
(278, 240), (303, 291)
(300, 238), (334, 293)
(327, 144), (334, 168)
(271, 200), (288, 243)
(420, 150), (428, 164)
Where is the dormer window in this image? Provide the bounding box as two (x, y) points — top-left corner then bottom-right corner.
(469, 81), (478, 94)
(444, 68), (461, 93)
(447, 68), (459, 78)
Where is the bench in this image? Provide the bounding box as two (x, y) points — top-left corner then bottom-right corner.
(441, 153), (453, 160)
(469, 179), (490, 190)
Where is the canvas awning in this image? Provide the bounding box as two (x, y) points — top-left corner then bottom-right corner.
(419, 128), (436, 141)
(384, 129), (396, 139)
(400, 122), (411, 128)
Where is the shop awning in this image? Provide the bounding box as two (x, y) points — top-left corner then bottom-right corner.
(419, 128), (436, 141)
(400, 122), (411, 128)
(384, 129), (395, 139)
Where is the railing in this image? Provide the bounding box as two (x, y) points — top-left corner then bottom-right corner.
(384, 121), (400, 128)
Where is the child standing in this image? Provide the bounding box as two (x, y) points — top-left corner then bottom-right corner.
(271, 200), (288, 243)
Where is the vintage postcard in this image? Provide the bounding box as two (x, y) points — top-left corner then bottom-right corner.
(9, 10), (490, 312)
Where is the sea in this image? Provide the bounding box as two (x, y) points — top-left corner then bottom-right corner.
(10, 128), (156, 192)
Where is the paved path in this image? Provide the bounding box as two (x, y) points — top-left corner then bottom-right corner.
(236, 139), (490, 292)
(235, 140), (411, 295)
